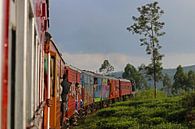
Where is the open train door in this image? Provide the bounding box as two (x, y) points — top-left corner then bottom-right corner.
(44, 37), (61, 129)
(49, 54), (58, 128)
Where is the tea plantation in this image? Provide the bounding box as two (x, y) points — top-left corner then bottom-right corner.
(74, 90), (195, 129)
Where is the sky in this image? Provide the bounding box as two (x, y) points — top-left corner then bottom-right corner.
(49, 0), (195, 72)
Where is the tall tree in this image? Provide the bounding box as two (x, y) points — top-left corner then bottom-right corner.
(138, 64), (149, 89)
(127, 2), (165, 98)
(99, 60), (114, 74)
(145, 61), (163, 82)
(123, 64), (147, 90)
(186, 70), (195, 91)
(173, 65), (187, 94)
(162, 73), (172, 95)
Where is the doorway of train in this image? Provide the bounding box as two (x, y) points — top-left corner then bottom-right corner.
(49, 52), (61, 129)
(10, 28), (16, 129)
(49, 54), (57, 128)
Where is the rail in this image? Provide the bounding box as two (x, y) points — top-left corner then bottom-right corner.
(26, 101), (46, 129)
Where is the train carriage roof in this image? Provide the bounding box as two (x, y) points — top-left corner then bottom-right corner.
(119, 78), (131, 82)
(81, 70), (96, 76)
(104, 75), (118, 80)
(65, 64), (82, 73)
(49, 38), (65, 64)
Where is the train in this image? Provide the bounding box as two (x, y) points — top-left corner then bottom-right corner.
(0, 0), (135, 129)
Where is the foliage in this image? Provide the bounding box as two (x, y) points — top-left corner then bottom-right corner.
(181, 91), (195, 109)
(135, 88), (166, 99)
(162, 73), (173, 95)
(163, 73), (172, 88)
(152, 123), (188, 129)
(173, 65), (188, 94)
(99, 60), (114, 74)
(122, 63), (147, 90)
(75, 90), (190, 129)
(166, 108), (187, 122)
(171, 65), (195, 94)
(186, 70), (195, 91)
(127, 1), (165, 98)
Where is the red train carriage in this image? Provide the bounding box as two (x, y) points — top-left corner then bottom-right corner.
(65, 65), (82, 118)
(109, 77), (120, 101)
(119, 79), (132, 100)
(1, 0), (49, 129)
(44, 38), (65, 129)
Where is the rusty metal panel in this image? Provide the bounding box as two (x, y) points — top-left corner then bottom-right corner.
(30, 0), (48, 44)
(119, 80), (131, 96)
(1, 0), (10, 129)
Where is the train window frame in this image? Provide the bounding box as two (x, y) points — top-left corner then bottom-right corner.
(9, 28), (16, 129)
(50, 56), (56, 97)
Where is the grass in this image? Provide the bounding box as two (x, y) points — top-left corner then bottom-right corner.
(74, 89), (192, 129)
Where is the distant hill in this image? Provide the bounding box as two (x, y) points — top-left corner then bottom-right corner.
(110, 65), (195, 88)
(162, 65), (195, 78)
(109, 71), (123, 78)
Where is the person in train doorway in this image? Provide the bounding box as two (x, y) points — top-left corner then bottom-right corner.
(73, 82), (80, 126)
(75, 82), (79, 114)
(60, 70), (71, 126)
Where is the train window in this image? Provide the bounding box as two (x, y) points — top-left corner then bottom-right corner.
(56, 74), (60, 98)
(10, 28), (16, 129)
(94, 78), (98, 84)
(50, 56), (55, 97)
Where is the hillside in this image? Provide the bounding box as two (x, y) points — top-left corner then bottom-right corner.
(74, 90), (191, 129)
(162, 65), (195, 78)
(111, 65), (195, 78)
(110, 65), (195, 88)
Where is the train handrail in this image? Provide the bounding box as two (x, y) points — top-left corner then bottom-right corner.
(26, 101), (46, 129)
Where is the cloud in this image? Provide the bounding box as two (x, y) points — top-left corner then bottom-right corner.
(62, 52), (195, 72)
(50, 0), (195, 64)
(62, 52), (149, 72)
(162, 53), (195, 68)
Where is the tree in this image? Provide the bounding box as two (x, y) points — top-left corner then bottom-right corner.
(186, 70), (195, 91)
(138, 64), (149, 89)
(122, 64), (147, 90)
(162, 73), (172, 95)
(99, 60), (114, 74)
(127, 2), (165, 98)
(145, 61), (163, 82)
(173, 65), (187, 94)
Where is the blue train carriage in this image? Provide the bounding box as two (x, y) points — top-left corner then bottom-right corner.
(93, 73), (104, 109)
(93, 73), (102, 102)
(81, 70), (94, 111)
(101, 75), (111, 107)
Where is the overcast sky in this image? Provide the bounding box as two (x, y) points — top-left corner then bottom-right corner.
(49, 0), (195, 72)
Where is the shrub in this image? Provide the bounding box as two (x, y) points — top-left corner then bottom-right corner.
(152, 123), (188, 129)
(96, 106), (129, 117)
(135, 89), (166, 100)
(75, 90), (190, 129)
(166, 108), (188, 122)
(148, 117), (166, 125)
(96, 108), (117, 117)
(96, 117), (138, 129)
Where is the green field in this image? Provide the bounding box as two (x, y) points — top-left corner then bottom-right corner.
(74, 90), (195, 129)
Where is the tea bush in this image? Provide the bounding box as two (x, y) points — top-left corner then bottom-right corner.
(151, 123), (188, 129)
(74, 90), (191, 129)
